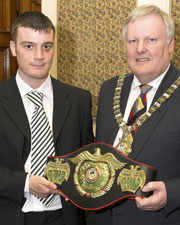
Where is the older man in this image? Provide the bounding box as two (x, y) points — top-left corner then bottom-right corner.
(94, 5), (180, 225)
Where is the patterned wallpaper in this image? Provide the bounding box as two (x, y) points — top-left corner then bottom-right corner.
(57, 0), (136, 117)
(171, 0), (180, 70)
(57, 0), (180, 117)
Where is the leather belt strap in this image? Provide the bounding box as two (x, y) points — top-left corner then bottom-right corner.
(44, 143), (156, 210)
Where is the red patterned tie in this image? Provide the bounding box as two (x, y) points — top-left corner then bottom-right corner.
(127, 84), (152, 135)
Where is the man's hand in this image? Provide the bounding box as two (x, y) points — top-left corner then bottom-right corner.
(135, 181), (167, 211)
(29, 176), (60, 198)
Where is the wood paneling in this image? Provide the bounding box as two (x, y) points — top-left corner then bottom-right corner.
(0, 0), (10, 32)
(0, 0), (17, 82)
(19, 0), (41, 14)
(32, 0), (41, 12)
(0, 0), (41, 83)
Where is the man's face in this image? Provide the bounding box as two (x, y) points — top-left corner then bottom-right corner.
(10, 27), (54, 88)
(125, 14), (174, 83)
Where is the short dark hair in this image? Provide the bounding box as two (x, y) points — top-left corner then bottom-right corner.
(11, 11), (55, 42)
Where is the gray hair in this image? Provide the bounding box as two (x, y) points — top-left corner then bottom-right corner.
(123, 5), (174, 44)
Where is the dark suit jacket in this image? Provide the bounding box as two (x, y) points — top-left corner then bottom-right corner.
(94, 64), (180, 225)
(0, 75), (94, 225)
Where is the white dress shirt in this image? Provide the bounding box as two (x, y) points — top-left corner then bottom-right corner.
(16, 72), (62, 212)
(113, 65), (170, 148)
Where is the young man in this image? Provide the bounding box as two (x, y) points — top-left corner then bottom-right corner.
(94, 5), (180, 225)
(0, 11), (94, 225)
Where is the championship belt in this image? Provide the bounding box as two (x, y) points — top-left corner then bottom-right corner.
(44, 143), (156, 210)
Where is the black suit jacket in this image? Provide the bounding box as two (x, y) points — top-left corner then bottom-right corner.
(0, 75), (94, 225)
(94, 64), (180, 225)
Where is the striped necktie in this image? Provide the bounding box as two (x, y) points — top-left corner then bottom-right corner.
(27, 91), (56, 206)
(127, 84), (152, 135)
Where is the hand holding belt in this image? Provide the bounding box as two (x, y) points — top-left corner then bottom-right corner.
(44, 143), (156, 210)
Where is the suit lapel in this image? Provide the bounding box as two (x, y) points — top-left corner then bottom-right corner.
(2, 76), (71, 148)
(130, 64), (179, 159)
(121, 74), (134, 116)
(108, 77), (120, 145)
(130, 104), (166, 159)
(108, 75), (133, 145)
(1, 76), (31, 141)
(108, 116), (118, 145)
(51, 78), (71, 144)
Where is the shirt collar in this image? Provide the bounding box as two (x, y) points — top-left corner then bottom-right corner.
(16, 72), (53, 99)
(132, 64), (170, 90)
